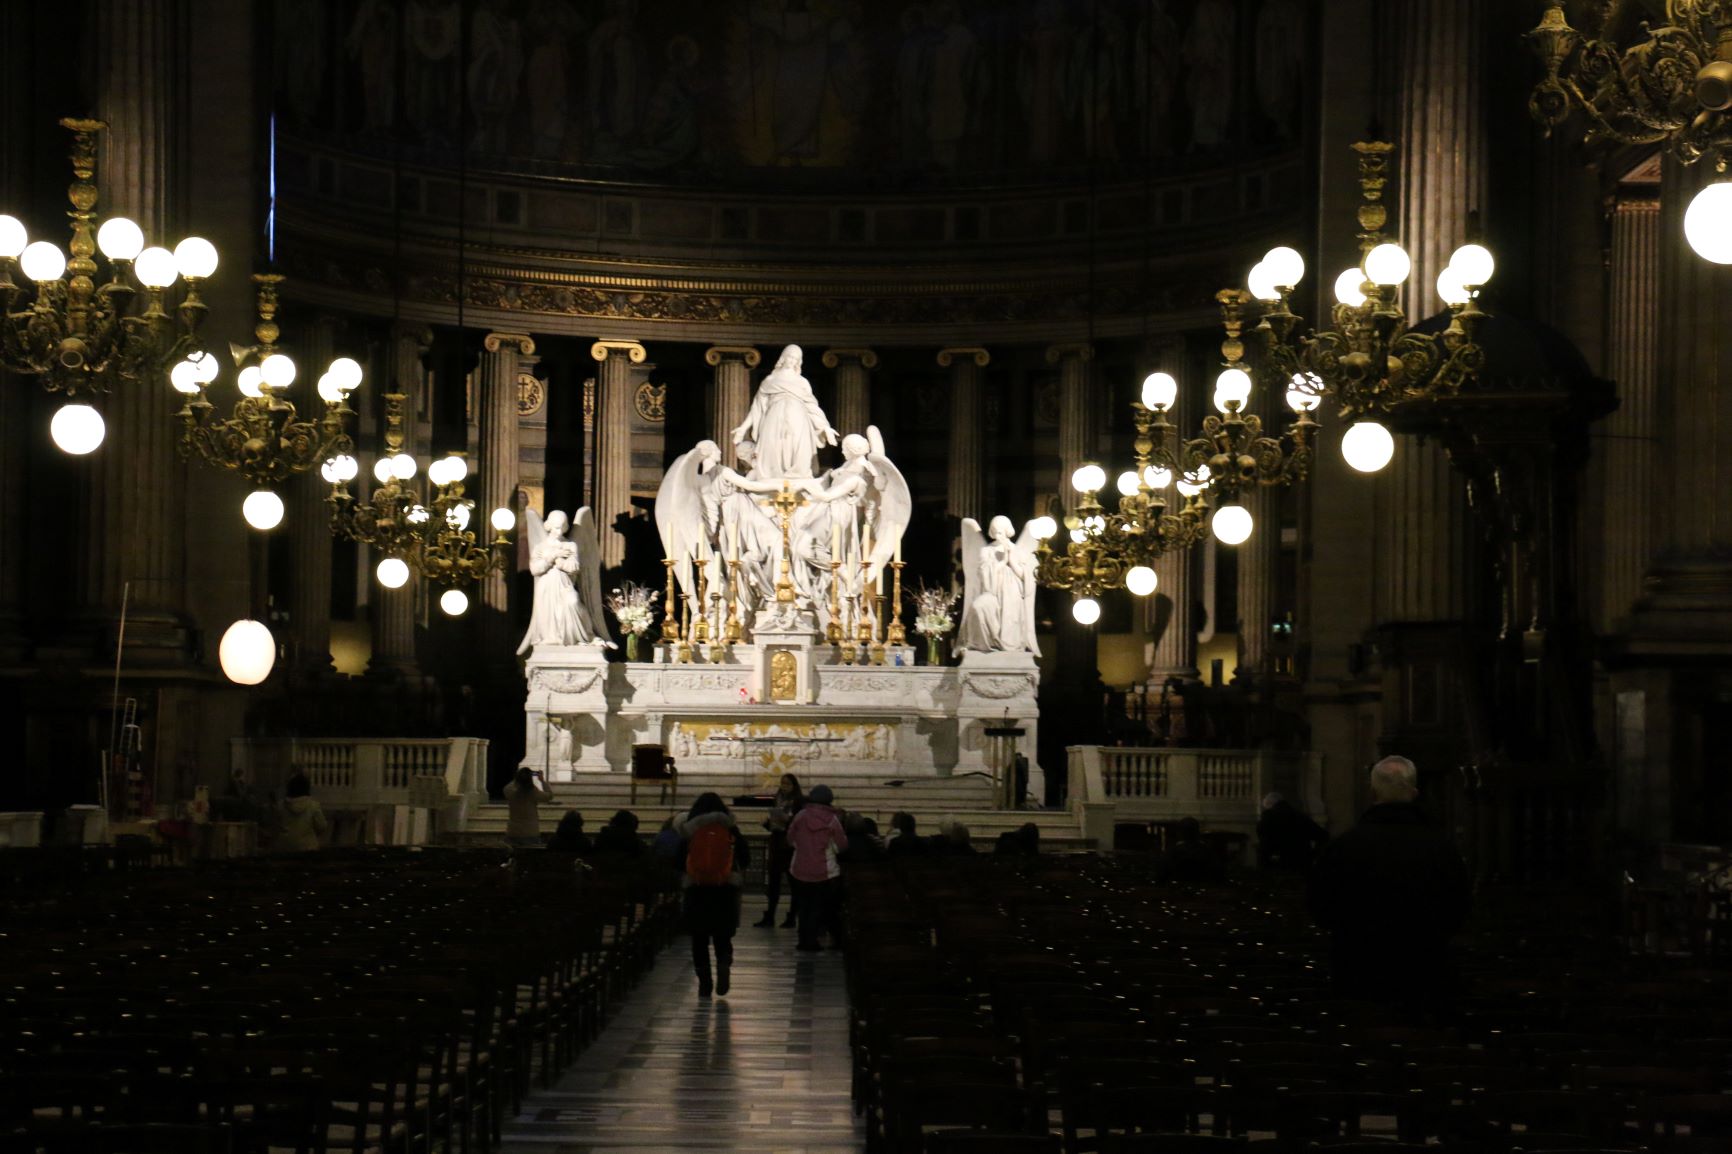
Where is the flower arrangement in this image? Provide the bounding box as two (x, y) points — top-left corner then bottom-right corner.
(912, 584), (957, 665)
(608, 581), (658, 660)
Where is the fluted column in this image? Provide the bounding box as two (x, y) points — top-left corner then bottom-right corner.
(939, 347), (990, 520)
(822, 348), (877, 436)
(1236, 402), (1280, 681)
(592, 339), (646, 568)
(1598, 194), (1660, 631)
(368, 325), (432, 676)
(87, 0), (192, 657)
(706, 345), (760, 462)
(289, 316), (338, 675)
(480, 332), (533, 636)
(1047, 343), (1096, 492)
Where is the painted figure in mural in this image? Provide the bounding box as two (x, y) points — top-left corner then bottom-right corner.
(1019, 0), (1071, 166)
(743, 0), (867, 165)
(1069, 1), (1127, 163)
(895, 5), (936, 166)
(1185, 0), (1237, 151)
(346, 0), (399, 135)
(924, 2), (978, 169)
(1255, 0), (1305, 140)
(518, 509), (614, 653)
(1133, 0), (1182, 157)
(406, 0), (462, 145)
(524, 0), (584, 160)
(731, 346), (838, 482)
(588, 0), (645, 160)
(634, 35), (703, 170)
(276, 0), (328, 129)
(958, 516), (1042, 655)
(469, 0), (524, 153)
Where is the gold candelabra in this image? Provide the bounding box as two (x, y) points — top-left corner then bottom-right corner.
(661, 558), (681, 647)
(692, 559), (711, 644)
(887, 560), (907, 646)
(871, 592), (887, 666)
(827, 556), (844, 648)
(768, 483), (806, 605)
(724, 559), (743, 644)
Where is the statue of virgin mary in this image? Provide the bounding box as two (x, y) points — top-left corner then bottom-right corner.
(729, 345), (838, 481)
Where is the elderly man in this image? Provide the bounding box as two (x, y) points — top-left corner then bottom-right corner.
(1307, 756), (1471, 1010)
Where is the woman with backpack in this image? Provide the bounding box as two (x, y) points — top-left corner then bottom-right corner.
(676, 792), (750, 998)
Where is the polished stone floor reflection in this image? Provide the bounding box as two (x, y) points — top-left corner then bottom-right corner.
(500, 931), (864, 1153)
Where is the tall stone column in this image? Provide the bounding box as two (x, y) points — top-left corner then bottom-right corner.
(939, 348), (989, 520)
(1047, 343), (1096, 493)
(289, 316), (338, 675)
(1597, 194), (1660, 631)
(368, 324), (432, 676)
(478, 332), (533, 655)
(1235, 409), (1281, 683)
(592, 339), (646, 568)
(1151, 378), (1196, 680)
(822, 348), (877, 435)
(88, 0), (193, 659)
(705, 346), (760, 464)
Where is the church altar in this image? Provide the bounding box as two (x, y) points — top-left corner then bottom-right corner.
(517, 344), (1044, 801)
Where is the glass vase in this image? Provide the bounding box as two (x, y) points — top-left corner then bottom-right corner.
(926, 636), (942, 666)
(626, 633), (640, 662)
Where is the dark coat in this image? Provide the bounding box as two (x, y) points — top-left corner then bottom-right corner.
(1308, 802), (1472, 1000)
(1257, 800), (1328, 872)
(593, 823), (644, 856)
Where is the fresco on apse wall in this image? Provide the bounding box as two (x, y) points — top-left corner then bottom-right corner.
(277, 0), (1308, 188)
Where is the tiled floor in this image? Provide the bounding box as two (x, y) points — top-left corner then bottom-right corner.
(500, 927), (865, 1153)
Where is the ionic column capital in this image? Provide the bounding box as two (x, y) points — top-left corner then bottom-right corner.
(590, 338), (646, 363)
(1045, 342), (1095, 365)
(705, 345), (761, 368)
(391, 321), (434, 349)
(822, 347), (879, 370)
(483, 331), (535, 356)
(937, 347), (990, 369)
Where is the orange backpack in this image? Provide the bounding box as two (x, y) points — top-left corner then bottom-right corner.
(686, 823), (735, 886)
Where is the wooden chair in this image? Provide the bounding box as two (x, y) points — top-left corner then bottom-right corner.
(628, 744), (676, 805)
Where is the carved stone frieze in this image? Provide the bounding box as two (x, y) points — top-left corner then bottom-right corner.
(962, 673), (1037, 700)
(531, 668), (602, 694)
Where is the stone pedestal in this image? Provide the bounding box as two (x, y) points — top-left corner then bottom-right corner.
(750, 610), (823, 705)
(524, 647), (613, 779)
(957, 650), (1044, 802)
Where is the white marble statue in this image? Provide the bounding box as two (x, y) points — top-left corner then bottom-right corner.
(798, 426), (912, 585)
(730, 344), (838, 481)
(517, 508), (614, 654)
(655, 437), (791, 619)
(957, 515), (1041, 655)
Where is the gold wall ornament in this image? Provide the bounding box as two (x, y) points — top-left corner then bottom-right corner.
(769, 649), (798, 703)
(634, 381), (667, 422)
(517, 372), (545, 416)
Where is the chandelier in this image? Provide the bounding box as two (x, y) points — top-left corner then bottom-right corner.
(323, 393), (516, 615)
(1528, 1), (1732, 263)
(0, 118), (217, 454)
(171, 274), (361, 530)
(1241, 140), (1495, 473)
(1033, 379), (1213, 624)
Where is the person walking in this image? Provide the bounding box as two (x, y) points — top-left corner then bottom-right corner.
(677, 792), (749, 998)
(787, 783), (848, 951)
(503, 766), (554, 849)
(754, 774), (803, 928)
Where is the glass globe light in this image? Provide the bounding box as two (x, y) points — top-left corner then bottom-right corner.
(133, 246), (177, 288)
(1071, 597), (1102, 625)
(1448, 242), (1495, 287)
(170, 359), (201, 395)
(429, 455), (467, 486)
(385, 453), (414, 480)
(1141, 371), (1178, 411)
(440, 588), (470, 616)
(407, 504), (431, 525)
(260, 353), (296, 389)
(0, 214), (26, 258)
(191, 350), (220, 384)
(1143, 465), (1172, 489)
(1212, 503), (1254, 545)
(173, 236), (218, 279)
(51, 403), (105, 455)
(491, 507), (517, 532)
(1084, 514), (1106, 534)
(373, 457), (393, 483)
(218, 619), (276, 685)
(445, 503), (473, 531)
(1285, 372), (1323, 413)
(1334, 267), (1369, 307)
(1176, 464), (1212, 497)
(1341, 421), (1396, 473)
(20, 241), (65, 283)
(317, 374), (343, 403)
(1071, 463), (1106, 493)
(321, 454), (358, 484)
(1686, 182), (1732, 263)
(376, 557), (411, 588)
(242, 489), (285, 531)
(1125, 566), (1159, 597)
(1436, 266), (1471, 307)
(1116, 470), (1141, 497)
(327, 356), (364, 392)
(1246, 261), (1281, 302)
(96, 217), (144, 261)
(1364, 242), (1412, 286)
(1213, 367), (1253, 412)
(1262, 245), (1305, 288)
(1069, 527), (1087, 544)
(236, 366), (264, 399)
(1027, 515), (1058, 539)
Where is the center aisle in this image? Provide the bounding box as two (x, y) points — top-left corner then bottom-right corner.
(500, 930), (866, 1153)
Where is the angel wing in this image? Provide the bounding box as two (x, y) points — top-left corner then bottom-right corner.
(523, 503), (548, 554)
(654, 442), (715, 602)
(572, 507), (617, 649)
(1015, 519), (1042, 659)
(862, 425), (910, 583)
(955, 517), (986, 657)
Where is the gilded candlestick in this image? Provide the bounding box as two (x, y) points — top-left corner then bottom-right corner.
(661, 558), (681, 643)
(826, 558), (843, 647)
(692, 560), (711, 644)
(870, 595), (887, 665)
(724, 560), (743, 644)
(887, 560), (907, 646)
(708, 589), (724, 655)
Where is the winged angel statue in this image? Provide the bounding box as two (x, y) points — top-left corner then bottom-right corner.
(797, 426), (911, 588)
(956, 516), (1041, 656)
(516, 508), (615, 654)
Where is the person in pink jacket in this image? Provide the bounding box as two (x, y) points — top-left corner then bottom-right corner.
(786, 783), (848, 951)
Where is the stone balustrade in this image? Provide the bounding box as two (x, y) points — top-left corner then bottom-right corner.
(1066, 745), (1326, 843)
(229, 737), (490, 834)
